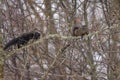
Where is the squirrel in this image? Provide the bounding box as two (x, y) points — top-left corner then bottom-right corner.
(3, 31), (40, 50)
(72, 17), (89, 37)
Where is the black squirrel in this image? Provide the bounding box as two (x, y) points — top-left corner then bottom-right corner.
(3, 31), (40, 50)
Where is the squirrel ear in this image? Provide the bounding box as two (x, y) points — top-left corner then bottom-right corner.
(31, 29), (41, 34)
(74, 16), (81, 24)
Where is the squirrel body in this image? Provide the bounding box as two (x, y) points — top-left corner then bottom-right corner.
(4, 31), (40, 50)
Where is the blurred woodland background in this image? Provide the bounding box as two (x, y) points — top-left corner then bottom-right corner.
(0, 0), (120, 80)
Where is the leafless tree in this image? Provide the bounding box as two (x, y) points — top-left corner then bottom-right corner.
(0, 0), (120, 80)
